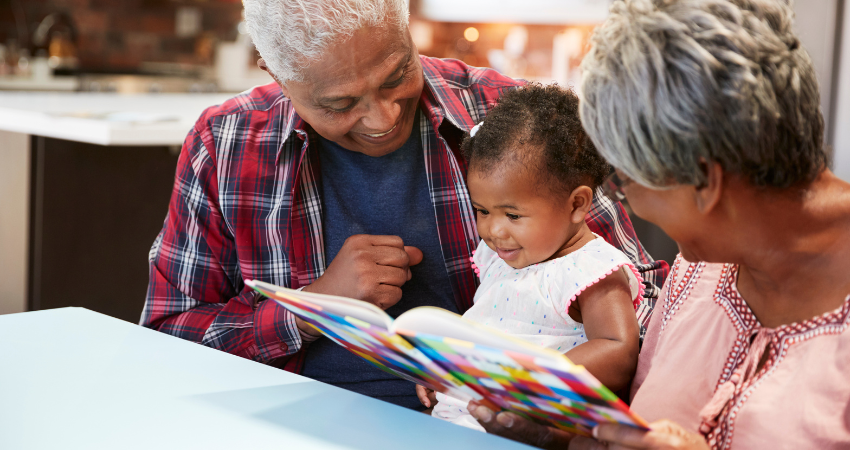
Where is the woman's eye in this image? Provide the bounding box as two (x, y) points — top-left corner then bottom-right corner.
(506, 213), (520, 220)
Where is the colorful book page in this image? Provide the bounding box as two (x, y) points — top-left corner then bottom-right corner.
(405, 332), (649, 437)
(248, 282), (475, 401)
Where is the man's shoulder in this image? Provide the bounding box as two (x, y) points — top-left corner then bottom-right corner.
(195, 82), (289, 126)
(420, 56), (523, 125)
(420, 56), (522, 91)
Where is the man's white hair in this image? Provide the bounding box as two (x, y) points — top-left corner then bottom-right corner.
(244, 0), (410, 83)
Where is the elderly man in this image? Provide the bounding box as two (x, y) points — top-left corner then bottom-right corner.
(141, 0), (667, 410)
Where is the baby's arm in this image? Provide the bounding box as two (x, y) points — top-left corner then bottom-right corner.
(565, 269), (640, 392)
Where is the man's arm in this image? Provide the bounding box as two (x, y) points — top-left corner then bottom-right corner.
(140, 126), (301, 364)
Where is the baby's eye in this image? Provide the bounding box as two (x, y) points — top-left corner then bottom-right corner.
(506, 213), (521, 221)
(475, 208), (489, 216)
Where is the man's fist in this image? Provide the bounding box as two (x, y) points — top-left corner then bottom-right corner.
(303, 234), (423, 310)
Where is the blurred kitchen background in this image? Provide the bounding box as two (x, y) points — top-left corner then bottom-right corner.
(0, 0), (848, 322)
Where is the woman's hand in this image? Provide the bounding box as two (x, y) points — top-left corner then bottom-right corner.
(469, 402), (707, 450)
(416, 384), (438, 408)
(570, 421), (709, 450)
(468, 402), (576, 450)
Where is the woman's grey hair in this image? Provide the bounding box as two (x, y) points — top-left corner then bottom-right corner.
(579, 0), (827, 189)
(243, 0), (409, 83)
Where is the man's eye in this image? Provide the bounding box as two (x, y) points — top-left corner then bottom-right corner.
(383, 67), (409, 88)
(324, 99), (357, 114)
(506, 213), (520, 220)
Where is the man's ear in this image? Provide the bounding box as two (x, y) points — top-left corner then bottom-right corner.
(694, 160), (724, 214)
(568, 186), (594, 224)
(257, 58), (289, 96)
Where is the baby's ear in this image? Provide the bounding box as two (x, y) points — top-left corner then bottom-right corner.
(568, 186), (594, 224)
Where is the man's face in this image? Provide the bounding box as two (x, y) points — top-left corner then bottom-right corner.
(272, 26), (424, 157)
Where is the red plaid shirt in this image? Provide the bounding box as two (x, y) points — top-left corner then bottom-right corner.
(141, 57), (669, 370)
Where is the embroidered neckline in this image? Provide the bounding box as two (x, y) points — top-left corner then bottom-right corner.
(659, 258), (705, 333)
(703, 264), (850, 450)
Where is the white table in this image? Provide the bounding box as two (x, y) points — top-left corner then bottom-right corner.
(0, 308), (533, 450)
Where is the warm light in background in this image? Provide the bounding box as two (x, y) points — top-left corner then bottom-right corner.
(463, 27), (480, 42)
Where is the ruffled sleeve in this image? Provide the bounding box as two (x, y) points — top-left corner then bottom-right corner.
(546, 238), (643, 313)
(471, 240), (500, 281)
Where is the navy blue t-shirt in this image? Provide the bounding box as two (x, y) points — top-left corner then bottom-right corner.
(301, 114), (458, 410)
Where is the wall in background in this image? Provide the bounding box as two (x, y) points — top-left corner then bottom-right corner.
(0, 0), (243, 73)
(793, 0), (840, 145)
(832, 0), (850, 181)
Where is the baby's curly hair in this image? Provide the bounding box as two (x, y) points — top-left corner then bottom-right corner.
(462, 83), (610, 198)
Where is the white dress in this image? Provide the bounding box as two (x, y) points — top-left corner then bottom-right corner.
(431, 236), (643, 431)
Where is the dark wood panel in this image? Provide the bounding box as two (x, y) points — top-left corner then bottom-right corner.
(29, 136), (178, 323)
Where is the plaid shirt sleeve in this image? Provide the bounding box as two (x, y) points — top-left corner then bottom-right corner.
(140, 115), (301, 364)
(587, 188), (670, 335)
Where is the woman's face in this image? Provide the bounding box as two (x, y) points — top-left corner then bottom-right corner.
(618, 170), (709, 262)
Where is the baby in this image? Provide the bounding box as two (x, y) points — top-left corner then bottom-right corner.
(418, 83), (642, 431)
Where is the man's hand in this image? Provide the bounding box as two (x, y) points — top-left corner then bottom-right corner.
(570, 421), (710, 450)
(416, 384), (438, 408)
(468, 402), (576, 450)
(303, 235), (423, 310)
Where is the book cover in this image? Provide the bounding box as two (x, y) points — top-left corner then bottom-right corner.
(247, 280), (648, 436)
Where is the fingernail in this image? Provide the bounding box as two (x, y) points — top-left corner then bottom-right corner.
(476, 408), (493, 423)
(497, 413), (514, 428)
(592, 426), (600, 439)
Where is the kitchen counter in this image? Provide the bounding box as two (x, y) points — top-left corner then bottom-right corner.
(0, 91), (236, 319)
(0, 91), (233, 146)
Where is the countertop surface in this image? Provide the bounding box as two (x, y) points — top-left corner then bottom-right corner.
(0, 308), (533, 450)
(0, 91), (235, 146)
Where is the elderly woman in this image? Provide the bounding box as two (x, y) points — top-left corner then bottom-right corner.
(469, 0), (850, 448)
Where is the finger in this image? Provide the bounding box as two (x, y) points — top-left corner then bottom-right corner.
(361, 234), (405, 249)
(416, 385), (430, 407)
(370, 284), (403, 310)
(593, 424), (652, 449)
(375, 265), (409, 287)
(495, 412), (576, 450)
(427, 390), (438, 406)
(570, 436), (608, 450)
(404, 246), (424, 266)
(371, 246), (411, 268)
(468, 405), (525, 442)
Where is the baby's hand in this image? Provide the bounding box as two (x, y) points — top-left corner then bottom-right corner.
(416, 384), (438, 408)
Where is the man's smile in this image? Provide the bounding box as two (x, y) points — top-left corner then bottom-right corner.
(360, 123), (397, 138)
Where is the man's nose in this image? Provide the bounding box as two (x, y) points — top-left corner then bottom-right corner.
(361, 97), (401, 132)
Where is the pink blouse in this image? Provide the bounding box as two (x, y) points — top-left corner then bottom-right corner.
(630, 256), (850, 449)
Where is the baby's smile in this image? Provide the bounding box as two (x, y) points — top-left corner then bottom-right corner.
(493, 245), (521, 262)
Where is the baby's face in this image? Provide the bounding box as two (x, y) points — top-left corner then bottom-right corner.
(468, 168), (576, 269)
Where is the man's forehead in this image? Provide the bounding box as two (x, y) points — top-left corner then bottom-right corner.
(298, 27), (411, 97)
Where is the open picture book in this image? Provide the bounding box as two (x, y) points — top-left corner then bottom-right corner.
(246, 279), (649, 437)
